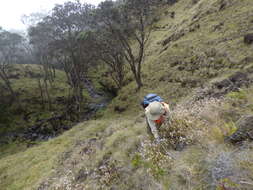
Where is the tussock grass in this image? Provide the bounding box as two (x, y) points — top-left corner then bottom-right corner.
(137, 94), (253, 189)
(0, 119), (109, 190)
(1, 0), (253, 189)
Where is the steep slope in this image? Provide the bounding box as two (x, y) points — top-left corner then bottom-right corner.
(0, 63), (110, 157)
(109, 0), (253, 112)
(1, 0), (253, 189)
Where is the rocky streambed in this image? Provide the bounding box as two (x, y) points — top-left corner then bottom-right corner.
(19, 78), (112, 142)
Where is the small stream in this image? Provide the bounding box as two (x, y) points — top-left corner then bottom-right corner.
(82, 77), (112, 119)
(17, 78), (112, 142)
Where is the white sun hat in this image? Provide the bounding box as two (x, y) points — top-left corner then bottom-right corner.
(145, 101), (165, 121)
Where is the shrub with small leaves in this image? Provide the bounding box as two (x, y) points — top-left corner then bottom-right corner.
(140, 140), (173, 179)
(97, 160), (120, 186)
(160, 117), (195, 150)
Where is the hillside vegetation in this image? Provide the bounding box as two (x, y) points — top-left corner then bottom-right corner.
(0, 64), (106, 157)
(1, 0), (253, 189)
(0, 64), (70, 154)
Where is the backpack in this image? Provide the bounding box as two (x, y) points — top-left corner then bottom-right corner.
(141, 93), (163, 108)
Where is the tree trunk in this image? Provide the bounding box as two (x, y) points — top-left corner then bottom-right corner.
(44, 79), (52, 110)
(38, 79), (45, 109)
(136, 72), (143, 90)
(129, 62), (143, 90)
(0, 70), (16, 101)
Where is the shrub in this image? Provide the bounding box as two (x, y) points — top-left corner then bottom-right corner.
(140, 140), (173, 180)
(160, 117), (195, 150)
(0, 104), (11, 124)
(131, 154), (143, 169)
(227, 90), (247, 100)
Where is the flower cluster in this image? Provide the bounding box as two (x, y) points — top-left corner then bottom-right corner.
(161, 98), (225, 149)
(54, 169), (75, 190)
(96, 160), (120, 187)
(140, 140), (173, 179)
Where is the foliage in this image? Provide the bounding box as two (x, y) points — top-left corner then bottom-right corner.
(0, 29), (26, 102)
(2, 0), (253, 189)
(161, 117), (195, 149)
(140, 141), (173, 180)
(94, 0), (156, 90)
(0, 104), (11, 124)
(28, 1), (97, 111)
(227, 89), (247, 100)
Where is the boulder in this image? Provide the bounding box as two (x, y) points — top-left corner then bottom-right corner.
(228, 71), (249, 87)
(211, 152), (235, 185)
(214, 79), (231, 89)
(244, 34), (253, 45)
(228, 115), (253, 143)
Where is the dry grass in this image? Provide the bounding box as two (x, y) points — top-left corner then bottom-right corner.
(1, 0), (253, 189)
(135, 94), (253, 189)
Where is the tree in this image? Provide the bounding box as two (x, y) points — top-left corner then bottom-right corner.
(49, 1), (95, 110)
(28, 19), (57, 110)
(22, 11), (49, 27)
(28, 1), (96, 111)
(98, 35), (126, 89)
(85, 28), (126, 90)
(0, 29), (25, 102)
(96, 0), (154, 90)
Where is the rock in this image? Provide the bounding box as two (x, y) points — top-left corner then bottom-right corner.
(170, 11), (175, 19)
(211, 152), (235, 184)
(188, 71), (253, 104)
(214, 79), (231, 89)
(177, 65), (185, 71)
(167, 0), (177, 5)
(189, 24), (200, 32)
(228, 115), (253, 143)
(244, 34), (253, 45)
(212, 22), (224, 32)
(114, 105), (126, 113)
(162, 31), (185, 46)
(75, 168), (89, 182)
(175, 142), (187, 151)
(164, 10), (169, 16)
(170, 61), (181, 67)
(214, 71), (250, 92)
(191, 0), (199, 4)
(219, 1), (227, 11)
(218, 0), (231, 11)
(228, 72), (249, 87)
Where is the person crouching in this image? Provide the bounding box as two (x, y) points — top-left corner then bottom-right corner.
(145, 101), (170, 142)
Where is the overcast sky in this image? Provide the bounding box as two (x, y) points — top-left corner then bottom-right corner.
(0, 0), (103, 31)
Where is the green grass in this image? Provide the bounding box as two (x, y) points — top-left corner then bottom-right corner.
(1, 0), (253, 189)
(0, 119), (109, 190)
(0, 64), (83, 136)
(227, 89), (247, 100)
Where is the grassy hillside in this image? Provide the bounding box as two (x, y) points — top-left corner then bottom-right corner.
(0, 64), (68, 131)
(1, 0), (253, 189)
(0, 64), (72, 157)
(0, 63), (103, 158)
(109, 0), (253, 112)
